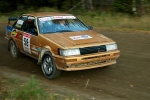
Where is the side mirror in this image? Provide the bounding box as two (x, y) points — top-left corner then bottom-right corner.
(88, 26), (93, 30)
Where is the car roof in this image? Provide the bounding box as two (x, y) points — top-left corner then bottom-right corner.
(22, 12), (73, 17)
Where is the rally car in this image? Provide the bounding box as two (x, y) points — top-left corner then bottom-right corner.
(5, 12), (120, 79)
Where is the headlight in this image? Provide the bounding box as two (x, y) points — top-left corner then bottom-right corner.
(106, 44), (117, 51)
(59, 48), (80, 56)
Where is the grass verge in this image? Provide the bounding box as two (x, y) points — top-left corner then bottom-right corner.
(76, 11), (150, 31)
(0, 75), (78, 100)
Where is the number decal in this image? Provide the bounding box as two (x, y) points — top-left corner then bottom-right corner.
(24, 38), (29, 47)
(23, 32), (31, 53)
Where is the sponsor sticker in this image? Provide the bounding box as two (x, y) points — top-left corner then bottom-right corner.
(31, 50), (38, 55)
(39, 16), (76, 21)
(10, 29), (20, 38)
(31, 46), (37, 51)
(6, 25), (13, 32)
(52, 16), (76, 19)
(15, 31), (20, 38)
(23, 32), (31, 53)
(70, 35), (92, 40)
(6, 26), (13, 37)
(37, 47), (41, 52)
(31, 46), (38, 55)
(39, 17), (51, 21)
(28, 16), (35, 19)
(17, 20), (24, 25)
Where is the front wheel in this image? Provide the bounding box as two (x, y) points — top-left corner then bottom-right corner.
(41, 52), (61, 79)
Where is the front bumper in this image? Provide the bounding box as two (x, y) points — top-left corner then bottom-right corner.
(54, 50), (120, 71)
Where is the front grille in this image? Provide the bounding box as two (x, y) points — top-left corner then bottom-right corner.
(70, 59), (113, 68)
(79, 45), (106, 55)
(81, 54), (110, 60)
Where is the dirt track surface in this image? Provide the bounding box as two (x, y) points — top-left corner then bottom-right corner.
(0, 23), (150, 100)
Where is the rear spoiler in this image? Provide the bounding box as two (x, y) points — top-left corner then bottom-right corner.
(8, 17), (18, 24)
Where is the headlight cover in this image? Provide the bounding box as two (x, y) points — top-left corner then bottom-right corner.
(59, 48), (80, 56)
(106, 44), (118, 51)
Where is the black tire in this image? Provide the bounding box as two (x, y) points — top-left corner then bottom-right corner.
(9, 40), (21, 58)
(41, 52), (61, 79)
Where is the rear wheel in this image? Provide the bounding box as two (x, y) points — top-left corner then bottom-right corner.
(41, 52), (61, 79)
(9, 40), (21, 58)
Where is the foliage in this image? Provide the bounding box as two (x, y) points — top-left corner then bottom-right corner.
(113, 0), (133, 14)
(75, 11), (150, 31)
(1, 7), (150, 31)
(12, 76), (47, 100)
(0, 0), (10, 12)
(0, 75), (79, 100)
(0, 0), (149, 15)
(0, 75), (48, 100)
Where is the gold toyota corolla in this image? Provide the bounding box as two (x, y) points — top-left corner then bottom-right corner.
(5, 12), (120, 79)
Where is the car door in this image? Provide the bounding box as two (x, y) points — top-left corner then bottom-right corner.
(21, 16), (39, 58)
(12, 15), (28, 51)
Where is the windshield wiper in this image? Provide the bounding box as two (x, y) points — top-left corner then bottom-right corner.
(56, 30), (74, 32)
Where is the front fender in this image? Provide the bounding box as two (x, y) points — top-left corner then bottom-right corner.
(37, 46), (53, 65)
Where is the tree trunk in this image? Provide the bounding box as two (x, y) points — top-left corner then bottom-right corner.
(141, 0), (145, 15)
(89, 0), (94, 11)
(70, 0), (73, 8)
(132, 0), (137, 15)
(82, 0), (85, 9)
(85, 0), (94, 11)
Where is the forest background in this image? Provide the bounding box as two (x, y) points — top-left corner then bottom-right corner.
(0, 0), (150, 31)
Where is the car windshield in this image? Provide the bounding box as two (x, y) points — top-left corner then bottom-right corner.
(37, 16), (89, 34)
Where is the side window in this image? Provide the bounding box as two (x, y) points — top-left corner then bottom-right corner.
(22, 16), (38, 36)
(12, 16), (27, 29)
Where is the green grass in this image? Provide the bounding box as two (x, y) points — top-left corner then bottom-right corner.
(1, 7), (150, 31)
(2, 76), (47, 100)
(0, 75), (77, 100)
(12, 76), (47, 100)
(76, 11), (150, 31)
(0, 15), (8, 22)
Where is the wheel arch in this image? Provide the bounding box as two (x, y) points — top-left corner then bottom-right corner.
(37, 46), (54, 65)
(8, 37), (16, 51)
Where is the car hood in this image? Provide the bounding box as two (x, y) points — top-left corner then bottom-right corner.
(42, 30), (115, 48)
